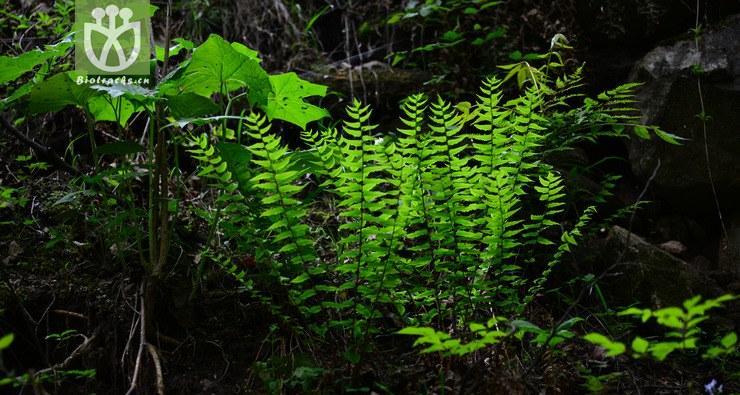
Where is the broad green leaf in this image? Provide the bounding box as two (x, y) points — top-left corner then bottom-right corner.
(175, 35), (271, 106)
(230, 42), (261, 62)
(155, 38), (195, 62)
(398, 327), (437, 337)
(1, 80), (36, 110)
(0, 51), (55, 85)
(633, 126), (651, 140)
(291, 273), (311, 284)
(25, 72), (98, 114)
(167, 93), (219, 120)
(510, 320), (542, 331)
(91, 84), (156, 104)
(650, 342), (681, 361)
(0, 41), (72, 85)
(264, 72), (329, 129)
(87, 96), (138, 126)
(88, 85), (152, 125)
(654, 129), (685, 145)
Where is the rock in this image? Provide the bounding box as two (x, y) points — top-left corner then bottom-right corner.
(655, 215), (707, 250)
(691, 255), (714, 275)
(658, 240), (688, 255)
(718, 222), (740, 276)
(628, 15), (740, 213)
(3, 240), (22, 264)
(585, 226), (722, 307)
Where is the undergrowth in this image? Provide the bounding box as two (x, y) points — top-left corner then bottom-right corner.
(185, 55), (677, 367)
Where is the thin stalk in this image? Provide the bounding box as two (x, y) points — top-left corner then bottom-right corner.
(84, 108), (99, 168)
(694, 0), (728, 241)
(147, 114), (157, 271)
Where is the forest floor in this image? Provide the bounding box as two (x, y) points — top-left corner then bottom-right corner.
(0, 141), (734, 393)
(1, 1), (739, 394)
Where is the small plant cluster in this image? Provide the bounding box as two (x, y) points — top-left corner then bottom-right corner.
(0, 29), (331, 391)
(584, 295), (738, 361)
(387, 0), (505, 67)
(0, 0), (74, 41)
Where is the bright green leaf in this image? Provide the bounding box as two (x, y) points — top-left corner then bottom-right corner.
(584, 333), (626, 357)
(631, 336), (649, 354)
(167, 93), (219, 120)
(721, 332), (737, 349)
(176, 35), (271, 106)
(264, 72), (329, 129)
(0, 333), (14, 351)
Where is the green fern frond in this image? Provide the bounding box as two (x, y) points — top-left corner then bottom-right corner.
(245, 112), (318, 308)
(524, 205), (597, 308)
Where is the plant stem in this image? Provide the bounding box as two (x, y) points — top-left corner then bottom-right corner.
(85, 108), (98, 168)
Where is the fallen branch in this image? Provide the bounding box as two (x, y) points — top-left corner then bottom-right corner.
(0, 114), (81, 176)
(50, 310), (88, 321)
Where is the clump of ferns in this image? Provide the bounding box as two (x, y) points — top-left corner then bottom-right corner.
(301, 79), (585, 328)
(187, 74), (659, 339)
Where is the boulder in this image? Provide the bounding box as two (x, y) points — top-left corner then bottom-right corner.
(719, 217), (740, 276)
(628, 14), (740, 214)
(583, 226), (722, 308)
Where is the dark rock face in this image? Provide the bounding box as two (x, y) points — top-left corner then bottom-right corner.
(628, 15), (740, 275)
(586, 226), (723, 307)
(629, 14), (740, 203)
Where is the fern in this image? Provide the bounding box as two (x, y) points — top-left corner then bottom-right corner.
(245, 113), (319, 311)
(524, 205), (597, 308)
(332, 100), (396, 332)
(522, 172), (566, 247)
(188, 73), (662, 341)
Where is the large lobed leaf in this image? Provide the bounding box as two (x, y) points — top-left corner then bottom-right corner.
(264, 72), (330, 129)
(174, 34), (271, 106)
